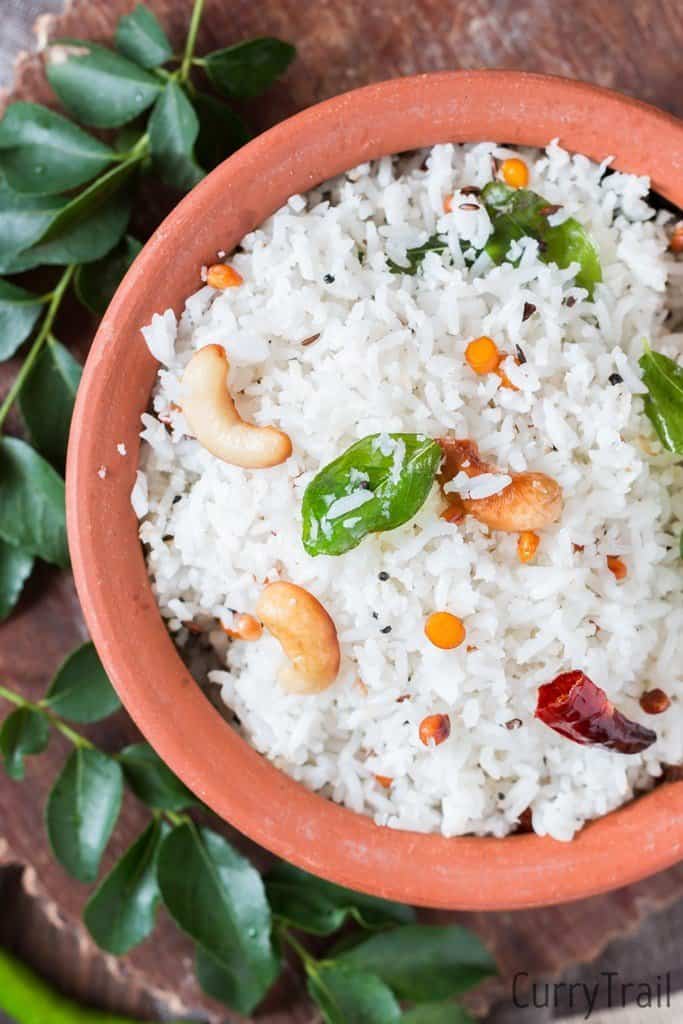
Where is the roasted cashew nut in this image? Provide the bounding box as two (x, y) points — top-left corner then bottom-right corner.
(438, 437), (562, 532)
(181, 345), (292, 469)
(255, 581), (341, 694)
(463, 472), (562, 531)
(222, 612), (263, 641)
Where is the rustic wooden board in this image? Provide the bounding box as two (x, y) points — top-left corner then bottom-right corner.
(1, 0), (683, 1020)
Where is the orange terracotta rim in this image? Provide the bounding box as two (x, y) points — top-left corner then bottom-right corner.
(67, 71), (683, 911)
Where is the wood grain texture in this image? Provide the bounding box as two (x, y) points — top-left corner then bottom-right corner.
(1, 0), (682, 1020)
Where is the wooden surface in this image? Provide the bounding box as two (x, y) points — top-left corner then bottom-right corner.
(1, 1), (683, 1021)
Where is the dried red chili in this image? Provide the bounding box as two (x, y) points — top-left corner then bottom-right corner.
(535, 670), (657, 754)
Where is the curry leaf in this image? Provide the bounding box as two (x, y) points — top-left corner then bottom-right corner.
(6, 196), (130, 271)
(387, 234), (448, 275)
(266, 861), (415, 935)
(639, 344), (683, 453)
(205, 38), (296, 99)
(42, 150), (136, 242)
(0, 539), (33, 621)
(45, 641), (121, 723)
(46, 39), (161, 128)
(0, 437), (68, 567)
(192, 91), (251, 171)
(481, 181), (602, 297)
(0, 708), (49, 781)
(46, 747), (123, 882)
(9, 158), (136, 274)
(148, 82), (203, 191)
(75, 234), (142, 315)
(0, 182), (64, 273)
(84, 820), (168, 954)
(302, 433), (442, 556)
(336, 924), (497, 1002)
(307, 964), (401, 1024)
(157, 824), (279, 1011)
(114, 124), (146, 154)
(0, 279), (44, 361)
(0, 102), (115, 195)
(19, 337), (81, 468)
(6, 184), (132, 273)
(115, 5), (173, 69)
(195, 943), (280, 1015)
(119, 742), (197, 811)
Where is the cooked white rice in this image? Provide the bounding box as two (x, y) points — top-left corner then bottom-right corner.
(133, 141), (683, 841)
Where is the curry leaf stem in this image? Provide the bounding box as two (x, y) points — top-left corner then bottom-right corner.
(275, 924), (318, 971)
(179, 0), (206, 82)
(0, 264), (75, 430)
(0, 683), (95, 748)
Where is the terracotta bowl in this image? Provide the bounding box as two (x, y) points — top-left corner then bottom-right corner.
(67, 71), (683, 910)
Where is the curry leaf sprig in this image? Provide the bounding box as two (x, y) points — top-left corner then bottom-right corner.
(0, 643), (496, 1021)
(0, 0), (295, 624)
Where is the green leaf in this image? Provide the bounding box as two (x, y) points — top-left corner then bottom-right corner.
(0, 538), (33, 621)
(46, 747), (123, 882)
(0, 707), (49, 780)
(115, 5), (173, 69)
(195, 943), (280, 1015)
(639, 345), (683, 454)
(4, 167), (133, 274)
(10, 157), (135, 274)
(0, 278), (44, 361)
(46, 39), (161, 128)
(192, 91), (251, 171)
(84, 820), (168, 954)
(481, 181), (602, 296)
(157, 824), (278, 1013)
(43, 156), (135, 243)
(148, 82), (203, 191)
(119, 742), (197, 811)
(205, 38), (296, 99)
(402, 1004), (475, 1023)
(307, 964), (400, 1024)
(0, 181), (63, 273)
(114, 124), (146, 154)
(0, 102), (115, 195)
(302, 433), (442, 556)
(75, 234), (142, 315)
(336, 925), (497, 1002)
(387, 234), (449, 275)
(6, 194), (130, 271)
(0, 159), (132, 273)
(45, 641), (121, 723)
(265, 861), (415, 935)
(19, 337), (81, 468)
(0, 437), (67, 567)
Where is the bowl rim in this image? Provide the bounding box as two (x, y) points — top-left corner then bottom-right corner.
(67, 69), (683, 911)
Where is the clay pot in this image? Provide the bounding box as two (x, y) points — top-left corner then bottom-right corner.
(67, 71), (683, 910)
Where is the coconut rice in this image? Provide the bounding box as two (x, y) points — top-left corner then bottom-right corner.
(133, 141), (683, 841)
